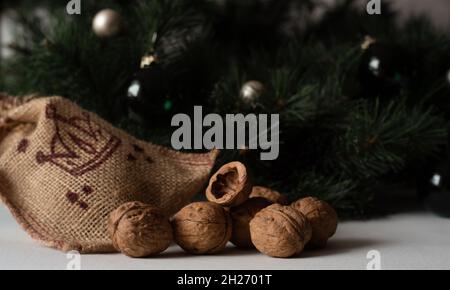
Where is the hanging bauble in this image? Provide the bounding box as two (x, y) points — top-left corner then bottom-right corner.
(92, 9), (122, 38)
(358, 38), (405, 99)
(240, 80), (265, 108)
(421, 157), (450, 218)
(126, 60), (172, 124)
(425, 172), (450, 218)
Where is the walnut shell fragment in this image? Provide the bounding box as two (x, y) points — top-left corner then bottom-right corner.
(172, 202), (232, 255)
(291, 197), (338, 248)
(250, 186), (288, 205)
(250, 204), (312, 258)
(206, 161), (252, 207)
(108, 201), (173, 258)
(230, 197), (272, 248)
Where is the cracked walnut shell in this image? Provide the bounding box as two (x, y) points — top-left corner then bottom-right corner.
(172, 202), (232, 254)
(291, 197), (338, 248)
(250, 204), (312, 258)
(206, 161), (252, 207)
(230, 197), (272, 248)
(250, 186), (288, 205)
(108, 201), (173, 258)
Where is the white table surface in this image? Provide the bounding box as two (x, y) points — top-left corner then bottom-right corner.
(1, 203), (449, 270)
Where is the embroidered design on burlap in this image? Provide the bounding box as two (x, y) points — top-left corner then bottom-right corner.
(127, 143), (154, 164)
(36, 104), (121, 176)
(17, 139), (29, 153)
(66, 185), (94, 210)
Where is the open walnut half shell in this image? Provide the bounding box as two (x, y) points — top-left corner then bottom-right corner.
(206, 161), (253, 207)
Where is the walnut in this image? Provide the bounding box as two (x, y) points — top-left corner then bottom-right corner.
(249, 204), (312, 258)
(250, 186), (288, 205)
(172, 202), (232, 254)
(291, 197), (338, 248)
(108, 201), (173, 258)
(230, 197), (272, 248)
(206, 161), (252, 207)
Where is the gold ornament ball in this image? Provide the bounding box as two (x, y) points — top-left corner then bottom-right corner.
(92, 9), (122, 38)
(240, 80), (265, 105)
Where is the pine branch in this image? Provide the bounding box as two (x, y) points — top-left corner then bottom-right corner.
(330, 98), (447, 179)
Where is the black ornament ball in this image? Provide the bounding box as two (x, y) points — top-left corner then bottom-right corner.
(126, 63), (173, 123)
(358, 42), (405, 99)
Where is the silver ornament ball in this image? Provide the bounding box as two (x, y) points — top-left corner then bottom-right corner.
(240, 80), (265, 105)
(92, 9), (122, 38)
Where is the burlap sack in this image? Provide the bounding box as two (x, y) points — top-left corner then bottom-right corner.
(0, 94), (218, 253)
